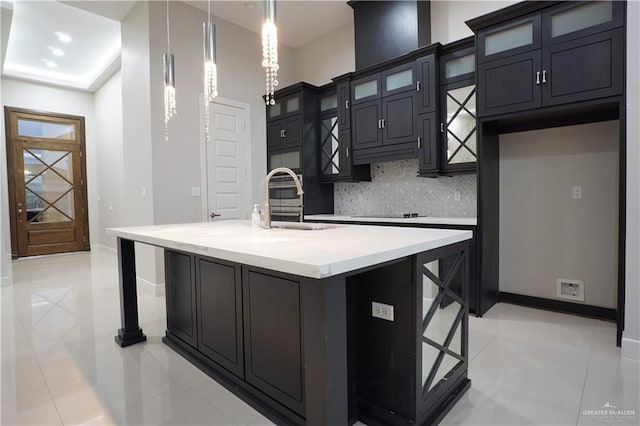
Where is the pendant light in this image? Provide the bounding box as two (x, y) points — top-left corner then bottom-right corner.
(163, 0), (176, 141)
(262, 0), (278, 105)
(203, 0), (218, 142)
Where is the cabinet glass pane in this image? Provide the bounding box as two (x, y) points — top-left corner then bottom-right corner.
(386, 68), (413, 91)
(485, 22), (533, 56)
(286, 97), (300, 113)
(446, 85), (477, 164)
(270, 150), (300, 170)
(320, 116), (340, 175)
(269, 103), (282, 118)
(421, 254), (465, 393)
(320, 95), (338, 111)
(445, 54), (475, 79)
(18, 119), (75, 140)
(354, 80), (378, 100)
(551, 1), (612, 38)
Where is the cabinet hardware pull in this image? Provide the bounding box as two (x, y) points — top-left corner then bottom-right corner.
(440, 123), (444, 133)
(283, 129), (286, 138)
(346, 147), (349, 158)
(417, 137), (422, 149)
(345, 100), (350, 109)
(416, 81), (421, 91)
(381, 118), (386, 128)
(536, 71), (541, 85)
(378, 119), (382, 129)
(542, 70), (547, 84)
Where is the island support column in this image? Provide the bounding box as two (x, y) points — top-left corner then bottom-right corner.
(302, 276), (349, 425)
(114, 237), (147, 347)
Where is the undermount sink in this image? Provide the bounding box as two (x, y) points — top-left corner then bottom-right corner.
(269, 222), (338, 231)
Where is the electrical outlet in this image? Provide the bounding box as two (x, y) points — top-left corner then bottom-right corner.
(572, 186), (583, 199)
(372, 301), (394, 321)
(454, 190), (461, 201)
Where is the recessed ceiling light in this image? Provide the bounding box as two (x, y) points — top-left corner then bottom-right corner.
(42, 59), (57, 68)
(54, 32), (72, 43)
(48, 47), (64, 56)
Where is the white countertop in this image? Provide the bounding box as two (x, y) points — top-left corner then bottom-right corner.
(305, 214), (477, 226)
(107, 220), (472, 279)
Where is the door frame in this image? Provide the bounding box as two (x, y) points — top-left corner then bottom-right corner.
(4, 106), (90, 258)
(198, 95), (252, 222)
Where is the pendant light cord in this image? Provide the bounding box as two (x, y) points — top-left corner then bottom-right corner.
(166, 0), (171, 52)
(207, 0), (211, 24)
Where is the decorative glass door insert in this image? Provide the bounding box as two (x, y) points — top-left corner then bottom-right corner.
(445, 84), (477, 165)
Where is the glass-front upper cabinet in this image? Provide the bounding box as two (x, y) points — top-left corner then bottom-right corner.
(478, 15), (541, 63)
(351, 61), (416, 104)
(439, 38), (477, 174)
(267, 93), (301, 120)
(541, 0), (623, 46)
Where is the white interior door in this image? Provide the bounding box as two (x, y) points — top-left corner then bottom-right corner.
(205, 100), (249, 221)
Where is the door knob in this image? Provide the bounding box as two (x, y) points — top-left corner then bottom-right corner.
(210, 212), (221, 219)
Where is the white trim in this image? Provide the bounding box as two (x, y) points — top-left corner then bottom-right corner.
(198, 95), (252, 222)
(621, 336), (640, 362)
(137, 276), (165, 297)
(98, 244), (117, 254)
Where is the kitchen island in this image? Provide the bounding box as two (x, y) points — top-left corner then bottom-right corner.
(108, 220), (473, 425)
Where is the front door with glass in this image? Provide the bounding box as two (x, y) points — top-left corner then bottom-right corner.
(5, 107), (89, 257)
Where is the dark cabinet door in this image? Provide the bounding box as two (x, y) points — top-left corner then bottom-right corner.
(416, 54), (437, 114)
(243, 269), (304, 416)
(165, 250), (197, 348)
(283, 116), (302, 147)
(382, 92), (417, 146)
(352, 99), (382, 150)
(541, 28), (623, 107)
(196, 258), (244, 378)
(267, 121), (283, 151)
(418, 112), (438, 175)
(381, 62), (416, 97)
(477, 50), (542, 117)
(337, 81), (351, 129)
(441, 80), (478, 174)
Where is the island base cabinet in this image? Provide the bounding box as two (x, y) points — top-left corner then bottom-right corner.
(196, 258), (244, 379)
(243, 270), (305, 416)
(164, 250), (197, 349)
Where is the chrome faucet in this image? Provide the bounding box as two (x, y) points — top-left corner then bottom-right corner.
(263, 167), (304, 229)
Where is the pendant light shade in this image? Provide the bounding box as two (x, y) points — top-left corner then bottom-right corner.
(262, 0), (279, 105)
(163, 0), (176, 141)
(203, 1), (218, 142)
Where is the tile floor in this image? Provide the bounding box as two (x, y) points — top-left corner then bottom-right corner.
(1, 249), (638, 425)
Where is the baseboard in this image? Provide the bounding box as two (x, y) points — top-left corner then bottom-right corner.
(137, 276), (165, 297)
(621, 336), (640, 361)
(498, 292), (616, 321)
(95, 244), (116, 254)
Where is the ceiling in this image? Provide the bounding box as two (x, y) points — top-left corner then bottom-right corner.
(0, 0), (353, 92)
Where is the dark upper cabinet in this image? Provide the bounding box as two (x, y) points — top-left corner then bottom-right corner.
(475, 1), (625, 117)
(267, 115), (302, 150)
(416, 53), (438, 114)
(350, 60), (419, 164)
(352, 99), (382, 150)
(267, 93), (301, 120)
(417, 112), (439, 177)
(196, 257), (244, 379)
(438, 38), (477, 175)
(318, 83), (370, 182)
(165, 250), (197, 348)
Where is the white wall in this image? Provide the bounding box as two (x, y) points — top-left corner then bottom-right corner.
(93, 70), (124, 250)
(0, 78), (100, 254)
(292, 22), (354, 86)
(121, 1), (163, 288)
(146, 1), (295, 225)
(499, 122), (619, 309)
(623, 0), (640, 361)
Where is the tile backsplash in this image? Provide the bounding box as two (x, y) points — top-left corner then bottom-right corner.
(334, 159), (477, 217)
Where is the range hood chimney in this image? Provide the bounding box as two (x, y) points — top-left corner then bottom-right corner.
(348, 1), (431, 71)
